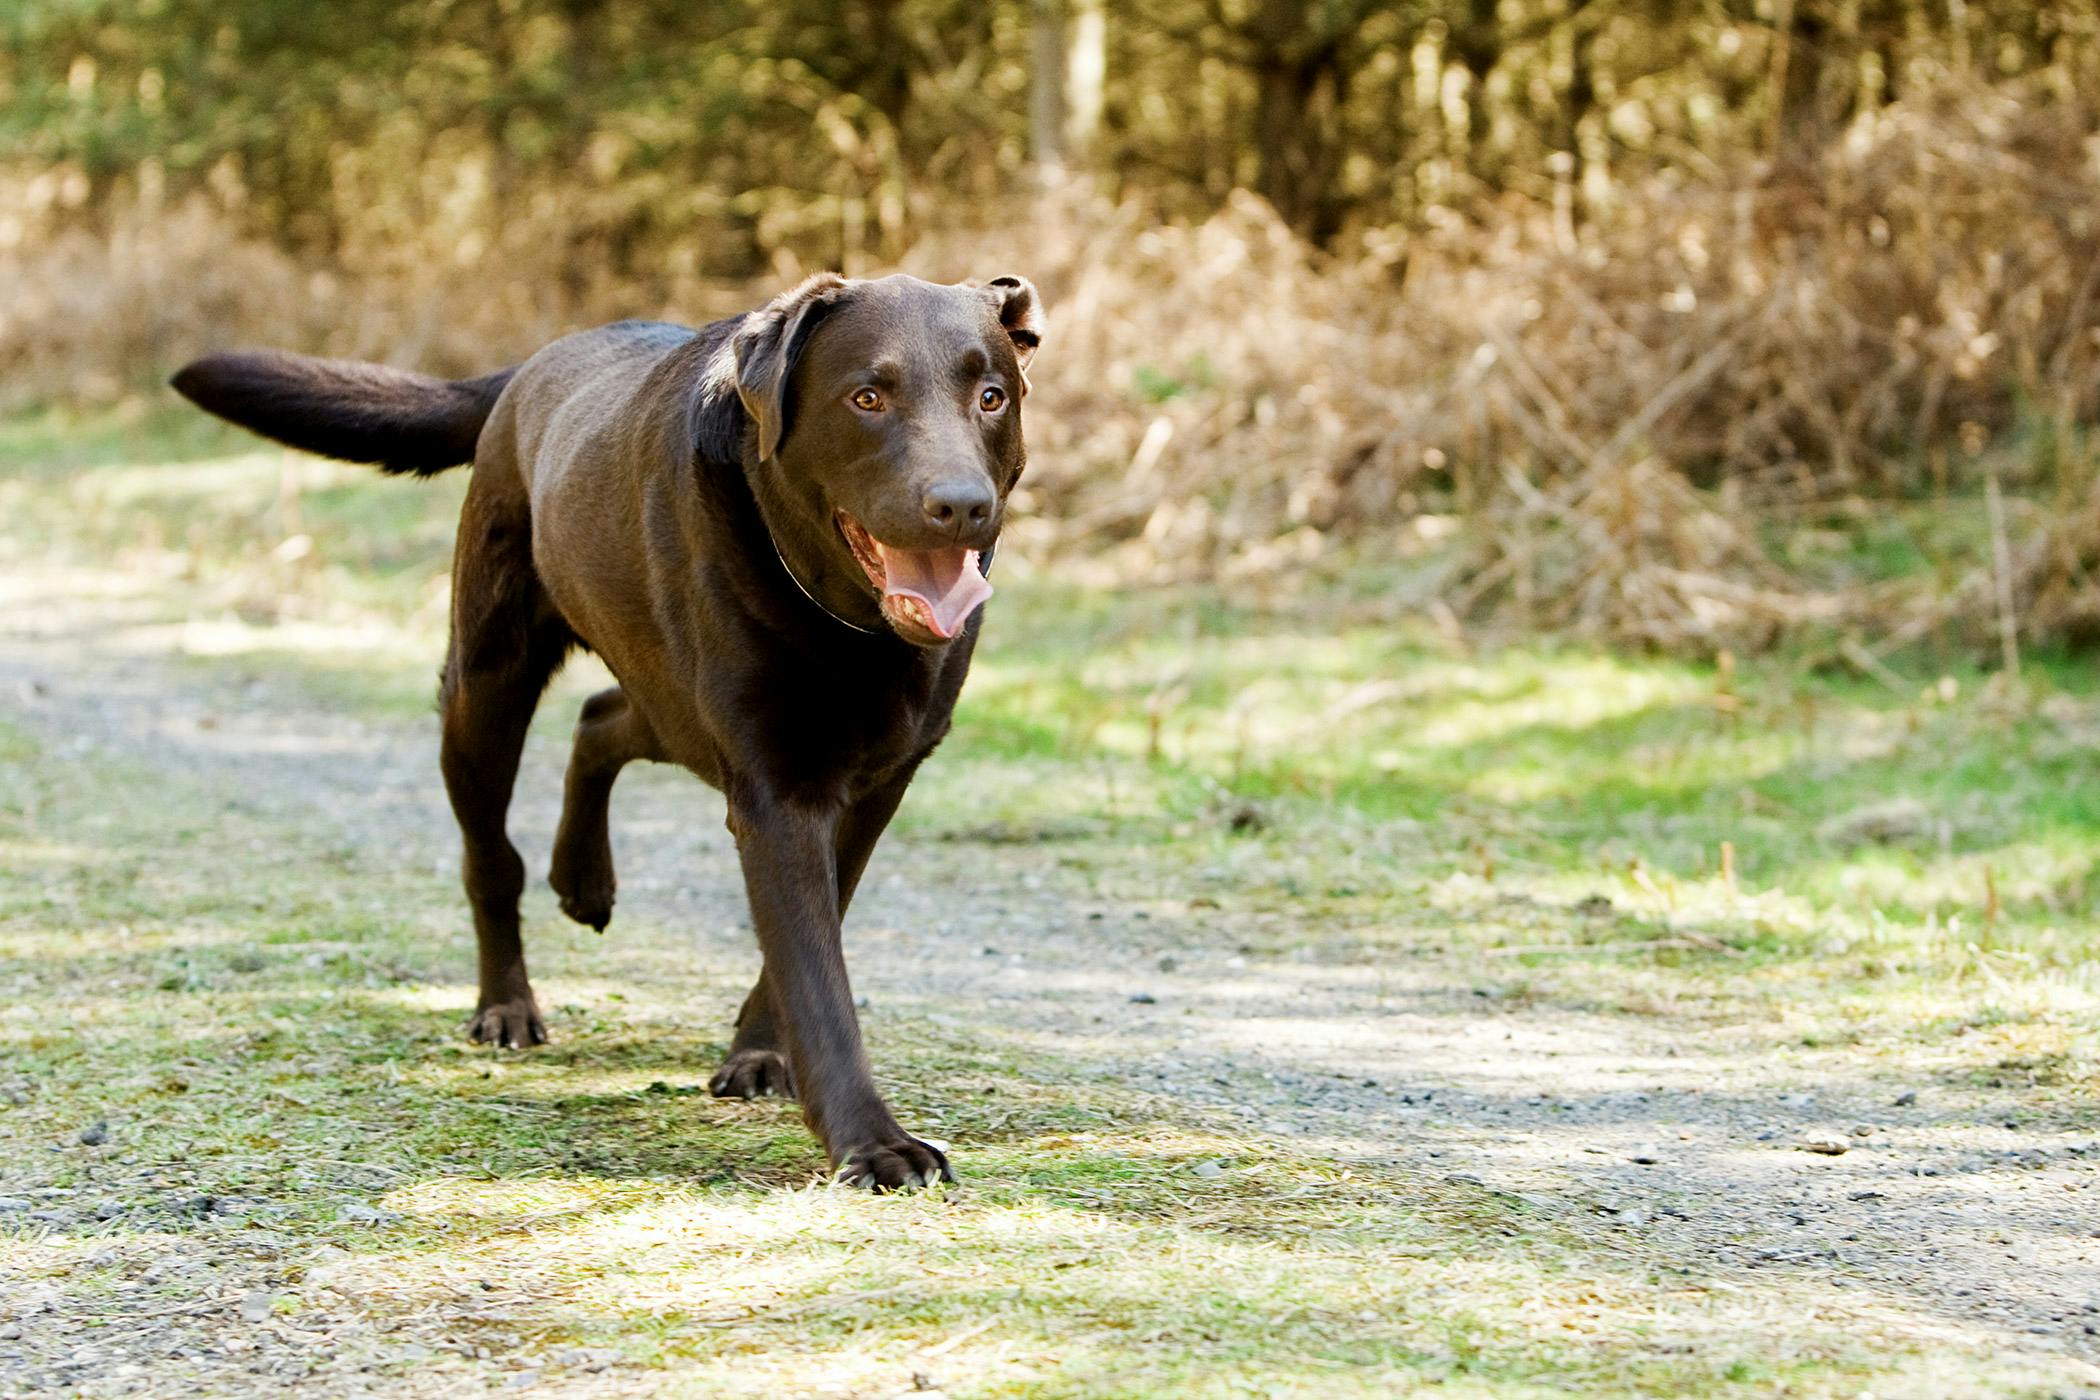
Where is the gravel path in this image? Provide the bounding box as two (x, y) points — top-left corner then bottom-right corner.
(2, 570), (2097, 1394)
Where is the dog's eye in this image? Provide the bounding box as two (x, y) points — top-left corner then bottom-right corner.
(850, 388), (885, 412)
(978, 386), (1007, 413)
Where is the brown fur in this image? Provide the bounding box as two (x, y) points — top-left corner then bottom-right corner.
(172, 273), (1044, 1189)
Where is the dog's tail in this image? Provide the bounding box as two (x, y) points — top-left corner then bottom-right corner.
(170, 350), (517, 477)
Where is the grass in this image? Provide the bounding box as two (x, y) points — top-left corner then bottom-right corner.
(2, 403), (2097, 1396)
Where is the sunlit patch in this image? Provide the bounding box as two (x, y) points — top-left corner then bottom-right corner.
(0, 839), (113, 870)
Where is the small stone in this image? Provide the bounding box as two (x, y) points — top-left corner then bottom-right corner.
(76, 1121), (109, 1147)
(238, 1290), (272, 1324)
(1188, 1160), (1224, 1179)
(1128, 992), (1156, 1005)
(1628, 1146), (1664, 1165)
(1850, 1124), (1875, 1137)
(1615, 1208), (1649, 1226)
(1156, 955), (1178, 972)
(504, 1369), (540, 1389)
(1893, 1090), (1918, 1107)
(0, 1323), (19, 1341)
(0, 1197), (30, 1213)
(1799, 1132), (1849, 1155)
(337, 1203), (393, 1224)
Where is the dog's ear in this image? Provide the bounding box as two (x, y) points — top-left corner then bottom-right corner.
(981, 275), (1043, 393)
(733, 273), (851, 462)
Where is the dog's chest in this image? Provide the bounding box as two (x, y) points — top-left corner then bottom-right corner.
(746, 646), (964, 800)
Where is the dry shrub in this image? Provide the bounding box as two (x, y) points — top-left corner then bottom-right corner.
(897, 74), (2100, 651)
(5, 70), (2098, 655)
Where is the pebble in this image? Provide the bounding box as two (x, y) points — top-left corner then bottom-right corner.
(1128, 992), (1157, 1005)
(1188, 1160), (1224, 1179)
(504, 1369), (541, 1389)
(1628, 1146), (1663, 1165)
(76, 1121), (109, 1147)
(337, 1203), (394, 1224)
(1799, 1133), (1850, 1156)
(1893, 1090), (1919, 1107)
(0, 1324), (19, 1341)
(238, 1290), (272, 1324)
(0, 1197), (30, 1214)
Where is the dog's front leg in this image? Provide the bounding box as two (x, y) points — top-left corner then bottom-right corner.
(724, 781), (953, 1190)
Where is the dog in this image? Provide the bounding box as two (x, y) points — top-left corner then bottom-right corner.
(171, 272), (1043, 1189)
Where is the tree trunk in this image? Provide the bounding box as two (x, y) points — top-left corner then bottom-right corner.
(1246, 0), (1352, 242)
(1030, 0), (1067, 171)
(1767, 0), (1835, 166)
(1065, 0), (1105, 163)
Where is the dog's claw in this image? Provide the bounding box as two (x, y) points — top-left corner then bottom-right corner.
(710, 1049), (796, 1101)
(467, 999), (548, 1049)
(832, 1136), (955, 1192)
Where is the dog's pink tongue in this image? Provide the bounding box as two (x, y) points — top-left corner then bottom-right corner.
(874, 544), (992, 638)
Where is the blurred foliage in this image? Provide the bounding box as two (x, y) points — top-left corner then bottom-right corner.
(7, 1), (2100, 656)
(9, 0), (2098, 268)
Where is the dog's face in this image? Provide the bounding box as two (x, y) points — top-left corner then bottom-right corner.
(732, 272), (1041, 646)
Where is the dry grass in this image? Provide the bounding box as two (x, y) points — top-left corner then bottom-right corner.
(5, 72), (2098, 654)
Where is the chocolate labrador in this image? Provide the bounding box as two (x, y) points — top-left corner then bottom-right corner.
(171, 272), (1042, 1189)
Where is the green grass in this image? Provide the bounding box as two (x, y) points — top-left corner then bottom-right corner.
(2, 405), (2097, 1395)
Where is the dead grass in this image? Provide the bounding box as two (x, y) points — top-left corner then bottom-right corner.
(7, 73), (2100, 656)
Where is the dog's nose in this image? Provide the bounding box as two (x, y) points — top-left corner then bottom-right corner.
(921, 477), (994, 534)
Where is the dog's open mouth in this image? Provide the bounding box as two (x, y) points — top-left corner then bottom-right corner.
(836, 511), (992, 641)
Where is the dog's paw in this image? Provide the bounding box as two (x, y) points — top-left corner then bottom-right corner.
(548, 850), (615, 932)
(708, 1049), (796, 1101)
(467, 998), (548, 1049)
(832, 1134), (955, 1192)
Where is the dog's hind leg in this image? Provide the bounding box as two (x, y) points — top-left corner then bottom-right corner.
(549, 686), (663, 931)
(440, 484), (572, 1049)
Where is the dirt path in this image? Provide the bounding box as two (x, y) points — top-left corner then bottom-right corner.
(3, 571), (2098, 1393)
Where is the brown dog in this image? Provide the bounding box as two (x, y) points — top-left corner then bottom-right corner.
(172, 272), (1042, 1188)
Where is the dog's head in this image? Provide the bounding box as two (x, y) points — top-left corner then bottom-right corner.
(730, 272), (1041, 646)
